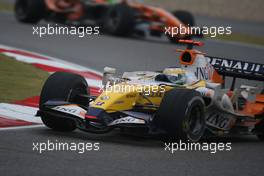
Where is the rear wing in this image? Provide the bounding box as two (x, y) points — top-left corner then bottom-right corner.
(206, 56), (264, 81)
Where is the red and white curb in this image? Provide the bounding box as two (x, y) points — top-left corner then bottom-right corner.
(0, 45), (103, 129)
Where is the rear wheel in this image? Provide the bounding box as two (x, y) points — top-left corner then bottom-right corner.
(256, 89), (264, 141)
(15, 0), (46, 23)
(256, 119), (264, 141)
(39, 72), (89, 132)
(173, 10), (195, 27)
(154, 89), (205, 142)
(103, 3), (135, 36)
(168, 10), (195, 43)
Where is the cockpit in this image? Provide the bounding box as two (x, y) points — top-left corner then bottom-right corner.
(155, 67), (187, 85)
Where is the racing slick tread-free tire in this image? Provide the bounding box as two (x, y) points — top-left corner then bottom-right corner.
(256, 119), (264, 141)
(256, 89), (264, 141)
(168, 10), (195, 43)
(39, 72), (89, 132)
(155, 89), (205, 142)
(172, 10), (195, 27)
(15, 0), (45, 23)
(103, 3), (135, 36)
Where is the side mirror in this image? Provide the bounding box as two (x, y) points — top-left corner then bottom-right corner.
(240, 85), (258, 103)
(102, 67), (116, 88)
(104, 67), (116, 74)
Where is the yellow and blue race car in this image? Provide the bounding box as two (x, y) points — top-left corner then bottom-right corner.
(37, 40), (264, 142)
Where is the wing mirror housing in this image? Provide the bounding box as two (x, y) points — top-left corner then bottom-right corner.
(103, 67), (116, 88)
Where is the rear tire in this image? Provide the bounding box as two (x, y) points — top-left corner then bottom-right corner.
(173, 10), (195, 27)
(15, 0), (46, 23)
(39, 72), (89, 132)
(257, 134), (264, 141)
(155, 89), (205, 142)
(103, 3), (135, 36)
(256, 89), (264, 141)
(168, 10), (195, 43)
(256, 120), (264, 141)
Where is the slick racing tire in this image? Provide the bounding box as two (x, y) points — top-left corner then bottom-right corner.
(256, 89), (264, 141)
(15, 0), (46, 23)
(155, 89), (205, 142)
(39, 72), (89, 132)
(168, 10), (195, 43)
(103, 3), (135, 36)
(256, 119), (264, 141)
(173, 10), (195, 27)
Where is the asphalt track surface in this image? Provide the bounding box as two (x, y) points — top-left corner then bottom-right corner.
(0, 12), (264, 176)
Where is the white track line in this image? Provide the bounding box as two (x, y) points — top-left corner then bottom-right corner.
(0, 103), (41, 123)
(0, 44), (103, 75)
(0, 45), (103, 88)
(0, 125), (45, 131)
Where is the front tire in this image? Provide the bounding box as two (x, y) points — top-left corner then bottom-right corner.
(15, 0), (45, 23)
(155, 89), (205, 142)
(39, 72), (89, 132)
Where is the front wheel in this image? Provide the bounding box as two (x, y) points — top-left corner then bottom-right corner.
(39, 72), (89, 132)
(154, 89), (205, 142)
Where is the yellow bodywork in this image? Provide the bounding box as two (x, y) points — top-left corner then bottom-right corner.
(91, 80), (207, 113)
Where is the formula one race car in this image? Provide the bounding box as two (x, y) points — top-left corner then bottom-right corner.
(15, 0), (197, 41)
(37, 40), (264, 142)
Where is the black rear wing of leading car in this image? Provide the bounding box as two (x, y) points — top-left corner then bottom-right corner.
(206, 56), (264, 90)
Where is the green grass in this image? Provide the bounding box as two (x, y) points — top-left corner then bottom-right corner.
(207, 33), (264, 46)
(0, 54), (49, 103)
(0, 2), (13, 11)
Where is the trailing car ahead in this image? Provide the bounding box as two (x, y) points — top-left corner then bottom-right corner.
(37, 40), (264, 142)
(15, 0), (199, 42)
